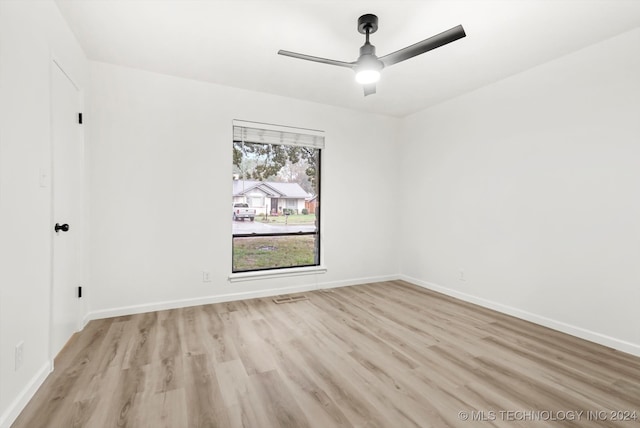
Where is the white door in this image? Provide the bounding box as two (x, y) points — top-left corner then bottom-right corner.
(51, 62), (83, 358)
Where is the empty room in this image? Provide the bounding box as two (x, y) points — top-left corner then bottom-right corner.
(1, 0), (639, 427)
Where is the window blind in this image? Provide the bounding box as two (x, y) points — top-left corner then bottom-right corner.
(232, 120), (325, 150)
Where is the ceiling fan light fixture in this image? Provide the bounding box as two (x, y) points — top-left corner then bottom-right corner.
(354, 55), (384, 84)
(355, 68), (381, 84)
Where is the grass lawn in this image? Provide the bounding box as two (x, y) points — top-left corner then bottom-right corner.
(233, 235), (316, 271)
(255, 214), (316, 225)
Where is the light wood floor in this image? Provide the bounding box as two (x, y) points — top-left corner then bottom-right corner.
(13, 281), (640, 427)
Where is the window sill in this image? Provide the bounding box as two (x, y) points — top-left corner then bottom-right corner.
(228, 266), (327, 283)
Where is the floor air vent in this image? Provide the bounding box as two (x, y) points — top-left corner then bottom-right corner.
(273, 295), (308, 304)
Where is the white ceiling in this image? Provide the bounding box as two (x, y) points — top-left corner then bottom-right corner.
(55, 0), (640, 117)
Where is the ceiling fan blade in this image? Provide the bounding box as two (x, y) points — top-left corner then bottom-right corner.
(363, 83), (376, 96)
(380, 25), (466, 67)
(278, 50), (354, 68)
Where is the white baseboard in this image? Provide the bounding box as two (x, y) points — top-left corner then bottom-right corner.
(0, 361), (52, 428)
(400, 275), (640, 358)
(70, 272), (640, 357)
(318, 274), (400, 290)
(85, 274), (400, 321)
(86, 283), (318, 320)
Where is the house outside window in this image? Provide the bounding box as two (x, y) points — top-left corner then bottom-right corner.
(232, 121), (323, 273)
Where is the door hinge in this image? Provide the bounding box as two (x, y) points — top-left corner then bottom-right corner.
(78, 286), (83, 298)
(78, 113), (83, 124)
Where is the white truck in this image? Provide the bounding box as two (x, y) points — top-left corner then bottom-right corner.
(232, 203), (256, 221)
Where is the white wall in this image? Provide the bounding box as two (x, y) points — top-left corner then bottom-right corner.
(399, 28), (640, 356)
(0, 1), (87, 426)
(86, 61), (401, 318)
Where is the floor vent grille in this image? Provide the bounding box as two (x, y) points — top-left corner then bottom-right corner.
(273, 295), (308, 304)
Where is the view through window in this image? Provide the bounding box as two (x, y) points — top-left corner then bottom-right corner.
(232, 121), (323, 273)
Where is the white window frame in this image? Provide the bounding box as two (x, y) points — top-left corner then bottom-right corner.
(230, 120), (325, 280)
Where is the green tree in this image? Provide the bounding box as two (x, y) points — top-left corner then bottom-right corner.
(233, 142), (319, 193)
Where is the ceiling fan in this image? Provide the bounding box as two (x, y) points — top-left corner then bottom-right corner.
(278, 14), (466, 96)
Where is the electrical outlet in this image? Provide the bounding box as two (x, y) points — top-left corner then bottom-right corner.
(202, 271), (212, 282)
(15, 341), (24, 371)
(459, 269), (466, 282)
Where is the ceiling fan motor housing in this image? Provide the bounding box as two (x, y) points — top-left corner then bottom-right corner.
(359, 42), (376, 57)
(357, 45), (384, 74)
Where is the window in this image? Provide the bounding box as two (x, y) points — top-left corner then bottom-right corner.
(232, 121), (323, 273)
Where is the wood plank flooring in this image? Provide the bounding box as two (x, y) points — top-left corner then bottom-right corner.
(12, 281), (640, 427)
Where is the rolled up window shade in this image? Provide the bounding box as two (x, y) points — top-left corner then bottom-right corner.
(233, 120), (324, 149)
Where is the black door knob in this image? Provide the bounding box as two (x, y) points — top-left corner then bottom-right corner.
(55, 223), (70, 232)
